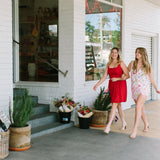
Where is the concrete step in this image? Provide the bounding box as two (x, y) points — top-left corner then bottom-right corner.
(31, 122), (74, 138)
(13, 88), (74, 138)
(13, 88), (27, 97)
(13, 88), (38, 105)
(29, 112), (58, 128)
(31, 96), (38, 105)
(32, 104), (49, 116)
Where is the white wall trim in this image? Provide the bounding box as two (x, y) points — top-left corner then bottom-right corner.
(14, 81), (60, 88)
(151, 36), (159, 99)
(13, 0), (19, 82)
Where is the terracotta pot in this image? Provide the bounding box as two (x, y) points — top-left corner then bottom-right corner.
(9, 124), (31, 151)
(90, 109), (110, 127)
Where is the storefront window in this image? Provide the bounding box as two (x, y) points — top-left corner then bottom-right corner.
(85, 0), (122, 81)
(19, 0), (58, 82)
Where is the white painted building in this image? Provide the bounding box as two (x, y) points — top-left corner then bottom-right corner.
(0, 0), (160, 121)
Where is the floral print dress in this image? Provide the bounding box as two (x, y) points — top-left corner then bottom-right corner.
(131, 63), (150, 101)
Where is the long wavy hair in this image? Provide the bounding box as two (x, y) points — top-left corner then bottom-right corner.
(132, 47), (151, 74)
(108, 47), (121, 65)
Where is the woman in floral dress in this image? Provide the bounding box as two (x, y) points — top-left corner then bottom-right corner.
(127, 47), (160, 139)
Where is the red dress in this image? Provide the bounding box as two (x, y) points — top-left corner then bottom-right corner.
(108, 64), (127, 103)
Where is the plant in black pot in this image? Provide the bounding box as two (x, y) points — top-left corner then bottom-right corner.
(91, 87), (112, 127)
(77, 105), (93, 129)
(9, 89), (35, 151)
(53, 94), (78, 123)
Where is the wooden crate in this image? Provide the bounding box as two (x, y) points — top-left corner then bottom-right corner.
(0, 130), (9, 159)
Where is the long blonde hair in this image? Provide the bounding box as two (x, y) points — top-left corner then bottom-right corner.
(132, 47), (151, 74)
(108, 47), (122, 65)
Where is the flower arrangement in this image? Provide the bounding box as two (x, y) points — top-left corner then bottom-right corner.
(53, 95), (78, 112)
(77, 105), (93, 118)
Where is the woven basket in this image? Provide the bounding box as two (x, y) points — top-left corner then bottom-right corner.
(91, 109), (110, 127)
(0, 130), (9, 159)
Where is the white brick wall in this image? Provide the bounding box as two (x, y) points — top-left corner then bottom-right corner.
(122, 0), (160, 109)
(72, 0), (160, 110)
(0, 0), (13, 114)
(15, 0), (160, 113)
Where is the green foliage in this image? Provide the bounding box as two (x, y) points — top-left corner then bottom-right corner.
(85, 21), (95, 42)
(94, 87), (112, 111)
(9, 89), (35, 127)
(112, 30), (121, 48)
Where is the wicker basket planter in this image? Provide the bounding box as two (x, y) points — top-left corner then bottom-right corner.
(90, 109), (110, 127)
(0, 130), (9, 159)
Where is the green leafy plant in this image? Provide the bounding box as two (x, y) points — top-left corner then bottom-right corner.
(9, 89), (35, 127)
(94, 87), (112, 111)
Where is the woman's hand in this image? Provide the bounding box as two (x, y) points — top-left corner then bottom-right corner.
(156, 89), (160, 94)
(122, 74), (127, 80)
(104, 88), (109, 93)
(111, 78), (120, 82)
(93, 85), (98, 91)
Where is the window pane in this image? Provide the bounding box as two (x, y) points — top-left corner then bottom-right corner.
(85, 0), (122, 81)
(19, 0), (58, 82)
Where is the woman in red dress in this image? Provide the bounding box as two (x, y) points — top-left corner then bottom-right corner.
(93, 47), (129, 134)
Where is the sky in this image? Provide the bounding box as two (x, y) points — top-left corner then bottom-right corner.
(86, 12), (120, 31)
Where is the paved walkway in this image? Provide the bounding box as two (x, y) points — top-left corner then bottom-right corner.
(91, 100), (160, 139)
(5, 126), (160, 160)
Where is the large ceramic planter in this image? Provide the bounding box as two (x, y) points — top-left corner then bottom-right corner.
(90, 109), (110, 127)
(9, 124), (31, 151)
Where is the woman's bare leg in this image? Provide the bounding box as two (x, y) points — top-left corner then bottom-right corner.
(117, 103), (127, 130)
(141, 105), (149, 131)
(104, 103), (118, 134)
(130, 95), (147, 138)
(134, 100), (149, 132)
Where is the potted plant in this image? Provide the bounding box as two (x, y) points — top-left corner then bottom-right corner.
(77, 105), (93, 129)
(53, 94), (78, 123)
(9, 89), (35, 151)
(91, 87), (112, 127)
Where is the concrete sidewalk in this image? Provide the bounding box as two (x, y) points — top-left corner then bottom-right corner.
(5, 126), (160, 160)
(91, 100), (160, 139)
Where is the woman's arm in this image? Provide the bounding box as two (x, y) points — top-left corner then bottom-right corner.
(121, 61), (130, 79)
(121, 61), (132, 80)
(128, 61), (133, 72)
(148, 69), (160, 94)
(93, 64), (109, 91)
